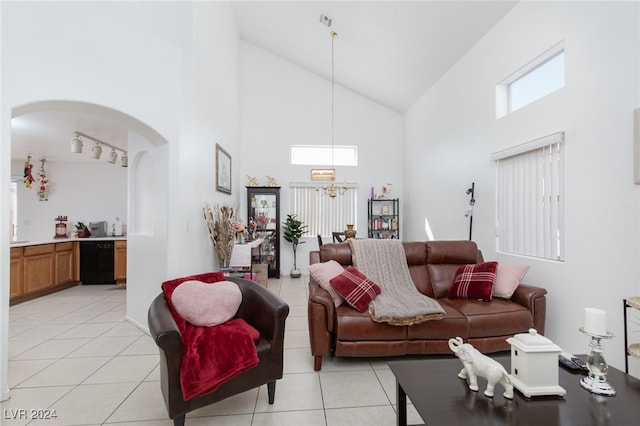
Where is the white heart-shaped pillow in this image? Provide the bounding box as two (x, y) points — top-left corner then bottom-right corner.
(171, 280), (242, 326)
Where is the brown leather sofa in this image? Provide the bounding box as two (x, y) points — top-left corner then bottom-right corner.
(308, 240), (547, 371)
(148, 276), (289, 426)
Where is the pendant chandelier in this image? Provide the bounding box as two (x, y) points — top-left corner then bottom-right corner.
(318, 30), (348, 198)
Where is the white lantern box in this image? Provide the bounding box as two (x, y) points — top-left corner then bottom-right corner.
(506, 328), (566, 398)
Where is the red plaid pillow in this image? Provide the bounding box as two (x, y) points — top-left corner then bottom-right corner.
(330, 266), (381, 312)
(448, 262), (498, 302)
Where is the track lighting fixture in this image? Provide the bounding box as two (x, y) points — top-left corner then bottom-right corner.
(91, 142), (103, 159)
(107, 148), (117, 164)
(71, 133), (83, 153)
(72, 131), (128, 167)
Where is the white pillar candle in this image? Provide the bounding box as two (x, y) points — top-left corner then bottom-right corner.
(584, 307), (607, 335)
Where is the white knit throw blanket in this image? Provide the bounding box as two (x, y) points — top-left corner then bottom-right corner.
(349, 239), (445, 326)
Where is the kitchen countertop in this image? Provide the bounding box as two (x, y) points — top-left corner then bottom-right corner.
(10, 236), (127, 248)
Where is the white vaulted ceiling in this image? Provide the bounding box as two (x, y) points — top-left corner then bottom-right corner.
(10, 1), (517, 163)
(232, 1), (517, 112)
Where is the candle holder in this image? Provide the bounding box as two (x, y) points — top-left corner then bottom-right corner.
(578, 327), (616, 396)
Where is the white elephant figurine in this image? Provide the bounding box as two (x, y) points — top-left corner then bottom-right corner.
(448, 337), (514, 399)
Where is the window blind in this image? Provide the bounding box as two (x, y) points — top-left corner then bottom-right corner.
(289, 182), (358, 237)
(494, 132), (564, 260)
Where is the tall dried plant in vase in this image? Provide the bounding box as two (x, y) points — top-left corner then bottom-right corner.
(203, 203), (236, 268)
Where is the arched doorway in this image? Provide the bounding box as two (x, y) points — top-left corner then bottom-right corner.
(2, 100), (170, 400)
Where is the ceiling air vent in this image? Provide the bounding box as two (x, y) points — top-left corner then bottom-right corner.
(319, 13), (333, 28)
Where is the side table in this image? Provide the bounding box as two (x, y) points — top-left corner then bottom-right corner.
(624, 296), (640, 374)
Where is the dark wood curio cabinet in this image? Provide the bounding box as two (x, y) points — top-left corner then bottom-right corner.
(247, 186), (280, 278)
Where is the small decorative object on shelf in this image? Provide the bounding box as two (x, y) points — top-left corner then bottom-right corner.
(344, 224), (356, 239)
(378, 183), (392, 199)
(506, 328), (566, 397)
(234, 221), (247, 244)
(54, 216), (69, 239)
(579, 307), (616, 396)
(247, 175), (259, 186)
(266, 175), (278, 187)
(448, 337), (514, 399)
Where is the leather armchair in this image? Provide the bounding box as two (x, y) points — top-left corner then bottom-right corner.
(148, 276), (289, 426)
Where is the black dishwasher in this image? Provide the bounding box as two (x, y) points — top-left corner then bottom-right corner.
(80, 240), (116, 284)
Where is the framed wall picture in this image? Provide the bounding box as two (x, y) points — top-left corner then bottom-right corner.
(216, 143), (232, 194)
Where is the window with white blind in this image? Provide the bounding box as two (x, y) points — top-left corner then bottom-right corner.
(289, 182), (358, 237)
(493, 132), (564, 261)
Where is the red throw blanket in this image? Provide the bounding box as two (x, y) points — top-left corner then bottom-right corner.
(162, 272), (259, 400)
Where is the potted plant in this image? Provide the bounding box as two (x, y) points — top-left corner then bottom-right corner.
(282, 214), (308, 278)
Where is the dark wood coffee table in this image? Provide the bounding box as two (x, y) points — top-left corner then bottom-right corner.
(389, 353), (640, 426)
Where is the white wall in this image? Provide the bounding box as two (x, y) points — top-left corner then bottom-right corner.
(10, 160), (127, 242)
(240, 42), (404, 273)
(174, 1), (242, 275)
(1, 0), (242, 399)
(404, 1), (640, 370)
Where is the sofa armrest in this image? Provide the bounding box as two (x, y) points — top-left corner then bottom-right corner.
(308, 280), (336, 369)
(229, 277), (289, 342)
(148, 294), (183, 355)
(510, 283), (547, 334)
(148, 293), (184, 411)
(308, 280), (336, 332)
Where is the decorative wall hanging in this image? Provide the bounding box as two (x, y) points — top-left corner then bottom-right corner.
(23, 155), (34, 189)
(311, 169), (335, 181)
(37, 158), (49, 201)
(216, 143), (232, 194)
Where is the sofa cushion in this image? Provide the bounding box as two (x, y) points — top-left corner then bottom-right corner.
(448, 262), (498, 302)
(426, 241), (482, 298)
(171, 280), (242, 327)
(308, 260), (346, 307)
(330, 266), (381, 312)
(493, 264), (530, 299)
(407, 301), (469, 340)
(335, 306), (407, 340)
(445, 297), (533, 338)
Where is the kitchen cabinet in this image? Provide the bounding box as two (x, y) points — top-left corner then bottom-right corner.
(23, 244), (55, 294)
(114, 240), (127, 283)
(55, 241), (77, 286)
(10, 241), (81, 305)
(10, 247), (23, 299)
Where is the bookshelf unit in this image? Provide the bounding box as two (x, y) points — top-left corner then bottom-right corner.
(368, 198), (399, 239)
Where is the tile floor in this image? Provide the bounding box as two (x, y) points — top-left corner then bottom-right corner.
(2, 276), (423, 425)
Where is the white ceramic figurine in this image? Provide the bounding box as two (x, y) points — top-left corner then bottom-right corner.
(448, 337), (514, 399)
